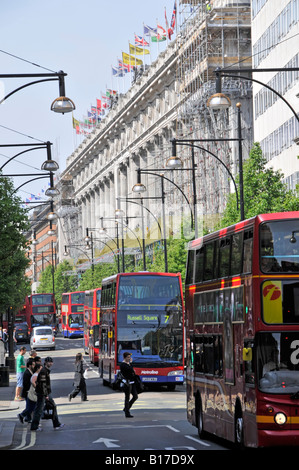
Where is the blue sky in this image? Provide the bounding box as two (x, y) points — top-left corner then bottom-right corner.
(0, 0), (177, 201)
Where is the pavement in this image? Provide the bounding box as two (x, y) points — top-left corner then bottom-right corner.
(0, 368), (20, 450)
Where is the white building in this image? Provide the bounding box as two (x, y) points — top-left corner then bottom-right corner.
(251, 0), (299, 187)
(56, 0), (253, 269)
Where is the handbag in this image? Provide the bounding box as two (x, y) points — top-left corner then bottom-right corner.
(113, 371), (128, 390)
(27, 384), (37, 402)
(134, 374), (144, 394)
(43, 399), (54, 419)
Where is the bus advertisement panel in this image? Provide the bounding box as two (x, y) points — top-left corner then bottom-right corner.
(61, 291), (85, 338)
(185, 212), (299, 448)
(83, 288), (101, 365)
(25, 293), (57, 333)
(99, 272), (184, 390)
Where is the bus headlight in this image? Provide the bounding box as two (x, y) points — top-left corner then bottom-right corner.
(274, 412), (287, 425)
(167, 371), (182, 376)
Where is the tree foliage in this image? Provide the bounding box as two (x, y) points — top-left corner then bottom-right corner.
(0, 174), (30, 314)
(220, 142), (299, 228)
(37, 260), (77, 306)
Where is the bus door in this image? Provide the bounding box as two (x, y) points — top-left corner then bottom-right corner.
(242, 339), (258, 446)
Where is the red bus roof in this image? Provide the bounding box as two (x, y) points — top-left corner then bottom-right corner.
(62, 291), (85, 295)
(189, 211), (299, 249)
(102, 272), (182, 284)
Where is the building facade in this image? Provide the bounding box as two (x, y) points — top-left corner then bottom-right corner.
(252, 0), (299, 187)
(56, 0), (254, 269)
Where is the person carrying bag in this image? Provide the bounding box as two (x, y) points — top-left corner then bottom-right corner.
(120, 352), (139, 418)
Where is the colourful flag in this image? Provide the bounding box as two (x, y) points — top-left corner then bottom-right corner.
(165, 6), (174, 40)
(151, 33), (166, 43)
(72, 116), (80, 129)
(122, 52), (143, 66)
(134, 34), (149, 46)
(112, 65), (125, 77)
(106, 89), (117, 96)
(170, 0), (177, 30)
(150, 24), (166, 42)
(118, 60), (133, 72)
(144, 24), (157, 36)
(129, 43), (150, 55)
(97, 98), (102, 110)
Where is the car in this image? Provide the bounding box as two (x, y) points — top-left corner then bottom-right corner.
(15, 323), (30, 343)
(30, 326), (55, 350)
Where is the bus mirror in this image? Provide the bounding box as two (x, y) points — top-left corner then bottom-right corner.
(243, 347), (252, 361)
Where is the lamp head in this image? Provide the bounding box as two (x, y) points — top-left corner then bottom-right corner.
(45, 187), (60, 197)
(166, 156), (183, 169)
(47, 212), (57, 221)
(51, 96), (76, 114)
(132, 183), (146, 193)
(207, 92), (231, 110)
(41, 159), (59, 172)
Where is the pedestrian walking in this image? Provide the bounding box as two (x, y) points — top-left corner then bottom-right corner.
(2, 329), (8, 353)
(17, 359), (38, 424)
(15, 346), (27, 401)
(29, 350), (37, 360)
(30, 357), (64, 431)
(120, 352), (138, 418)
(13, 327), (17, 351)
(68, 353), (87, 401)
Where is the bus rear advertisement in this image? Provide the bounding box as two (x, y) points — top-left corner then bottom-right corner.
(185, 212), (299, 448)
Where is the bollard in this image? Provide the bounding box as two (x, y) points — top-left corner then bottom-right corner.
(0, 366), (9, 387)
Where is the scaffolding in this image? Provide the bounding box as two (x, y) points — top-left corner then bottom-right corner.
(176, 0), (252, 225)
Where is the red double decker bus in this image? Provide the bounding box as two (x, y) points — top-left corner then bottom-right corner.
(185, 212), (299, 448)
(99, 272), (185, 390)
(61, 291), (85, 338)
(24, 293), (57, 333)
(83, 288), (101, 365)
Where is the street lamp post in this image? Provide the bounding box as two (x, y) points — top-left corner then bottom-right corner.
(132, 169), (168, 272)
(0, 70), (75, 114)
(102, 217), (144, 273)
(171, 130), (243, 223)
(89, 222), (120, 273)
(205, 66), (299, 221)
(115, 198), (147, 271)
(0, 141), (60, 196)
(211, 66), (299, 124)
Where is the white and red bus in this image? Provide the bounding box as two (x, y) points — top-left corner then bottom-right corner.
(61, 291), (85, 338)
(185, 212), (299, 448)
(83, 288), (101, 365)
(24, 293), (57, 333)
(99, 272), (185, 390)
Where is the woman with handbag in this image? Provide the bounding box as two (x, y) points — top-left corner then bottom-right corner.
(120, 352), (138, 418)
(68, 353), (88, 402)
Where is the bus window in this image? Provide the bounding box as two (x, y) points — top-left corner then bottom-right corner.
(194, 335), (223, 376)
(219, 237), (231, 278)
(260, 221), (299, 273)
(195, 246), (204, 283)
(244, 340), (255, 385)
(231, 232), (243, 276)
(243, 229), (253, 273)
(186, 249), (195, 285)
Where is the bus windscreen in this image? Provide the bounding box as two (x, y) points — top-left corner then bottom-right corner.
(116, 275), (183, 366)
